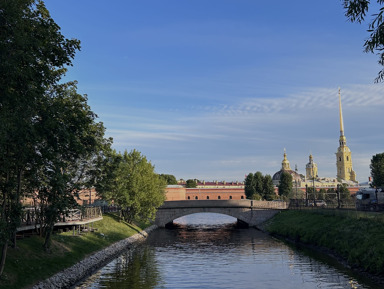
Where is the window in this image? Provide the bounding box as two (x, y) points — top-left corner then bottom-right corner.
(347, 156), (349, 161)
(206, 196), (209, 200)
(241, 196), (244, 199)
(187, 196), (190, 200)
(218, 196), (221, 200)
(195, 196), (198, 200)
(339, 157), (342, 162)
(229, 196), (232, 199)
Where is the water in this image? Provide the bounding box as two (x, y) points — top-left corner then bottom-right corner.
(76, 213), (380, 289)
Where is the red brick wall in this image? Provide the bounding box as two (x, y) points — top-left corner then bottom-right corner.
(186, 188), (246, 200)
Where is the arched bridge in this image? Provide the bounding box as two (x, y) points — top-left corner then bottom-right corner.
(155, 200), (288, 228)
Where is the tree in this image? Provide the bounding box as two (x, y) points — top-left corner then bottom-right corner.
(244, 173), (256, 199)
(262, 174), (276, 201)
(0, 0), (80, 274)
(339, 184), (351, 201)
(326, 188), (337, 201)
(318, 188), (327, 200)
(343, 0), (384, 82)
(370, 153), (384, 188)
(278, 172), (292, 198)
(32, 82), (107, 251)
(98, 150), (166, 223)
(186, 179), (197, 188)
(159, 174), (178, 185)
(254, 171), (264, 196)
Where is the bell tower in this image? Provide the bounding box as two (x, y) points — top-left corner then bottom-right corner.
(306, 154), (318, 180)
(335, 88), (356, 182)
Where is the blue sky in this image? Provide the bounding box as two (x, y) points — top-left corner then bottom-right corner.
(45, 0), (384, 183)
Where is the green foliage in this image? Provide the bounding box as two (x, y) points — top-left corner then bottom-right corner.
(338, 183), (351, 200)
(343, 0), (384, 82)
(159, 174), (178, 185)
(0, 0), (82, 273)
(244, 173), (256, 199)
(98, 150), (166, 223)
(266, 210), (384, 275)
(263, 174), (276, 201)
(370, 152), (384, 188)
(254, 172), (264, 195)
(245, 172), (277, 200)
(0, 214), (149, 289)
(278, 172), (292, 197)
(185, 179), (197, 188)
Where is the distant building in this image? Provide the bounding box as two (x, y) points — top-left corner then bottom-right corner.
(272, 89), (358, 189)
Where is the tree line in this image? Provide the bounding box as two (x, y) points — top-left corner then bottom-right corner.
(0, 0), (165, 276)
(244, 172), (275, 200)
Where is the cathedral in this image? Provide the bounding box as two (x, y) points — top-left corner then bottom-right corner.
(273, 89), (358, 187)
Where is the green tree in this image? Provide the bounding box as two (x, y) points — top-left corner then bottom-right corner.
(32, 82), (107, 251)
(99, 150), (166, 223)
(0, 0), (80, 274)
(262, 174), (275, 201)
(339, 184), (351, 201)
(370, 153), (384, 188)
(159, 174), (178, 185)
(254, 171), (264, 196)
(318, 188), (327, 200)
(244, 173), (256, 199)
(326, 188), (337, 201)
(343, 0), (384, 82)
(186, 179), (197, 188)
(278, 172), (292, 198)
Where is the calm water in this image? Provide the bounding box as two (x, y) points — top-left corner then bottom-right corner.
(76, 213), (380, 289)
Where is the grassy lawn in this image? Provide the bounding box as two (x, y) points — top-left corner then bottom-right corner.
(0, 213), (151, 289)
(266, 210), (384, 275)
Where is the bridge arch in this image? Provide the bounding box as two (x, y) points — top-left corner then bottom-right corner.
(158, 207), (250, 228)
(155, 200), (286, 228)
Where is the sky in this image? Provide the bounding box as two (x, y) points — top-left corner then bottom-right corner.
(44, 0), (384, 183)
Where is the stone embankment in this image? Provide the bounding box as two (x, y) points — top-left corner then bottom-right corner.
(31, 225), (158, 289)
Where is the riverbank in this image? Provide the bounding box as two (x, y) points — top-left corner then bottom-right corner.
(265, 210), (384, 281)
(0, 214), (154, 289)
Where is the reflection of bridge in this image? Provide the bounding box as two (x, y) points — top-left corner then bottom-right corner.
(155, 200), (288, 228)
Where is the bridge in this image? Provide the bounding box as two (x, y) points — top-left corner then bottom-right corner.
(155, 199), (288, 228)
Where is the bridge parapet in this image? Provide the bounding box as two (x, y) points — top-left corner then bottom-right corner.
(159, 200), (288, 210)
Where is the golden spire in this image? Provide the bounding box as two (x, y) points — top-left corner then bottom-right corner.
(338, 87), (344, 137)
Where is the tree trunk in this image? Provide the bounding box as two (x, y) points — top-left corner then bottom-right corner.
(43, 225), (53, 252)
(0, 241), (8, 277)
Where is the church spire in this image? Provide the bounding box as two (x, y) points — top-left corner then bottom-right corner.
(336, 88), (356, 182)
(338, 88), (346, 146)
(338, 87), (344, 137)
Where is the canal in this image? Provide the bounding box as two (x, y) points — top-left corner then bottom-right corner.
(76, 213), (380, 289)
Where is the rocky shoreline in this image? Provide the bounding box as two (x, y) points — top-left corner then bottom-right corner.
(31, 225), (158, 289)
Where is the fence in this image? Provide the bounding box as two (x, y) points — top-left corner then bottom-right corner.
(19, 206), (103, 228)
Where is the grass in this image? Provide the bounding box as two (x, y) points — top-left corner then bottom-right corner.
(0, 213), (151, 289)
(265, 210), (384, 275)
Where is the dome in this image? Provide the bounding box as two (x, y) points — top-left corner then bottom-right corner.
(273, 150), (302, 184)
(272, 169), (302, 182)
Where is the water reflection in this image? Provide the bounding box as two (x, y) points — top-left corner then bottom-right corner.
(76, 213), (379, 289)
